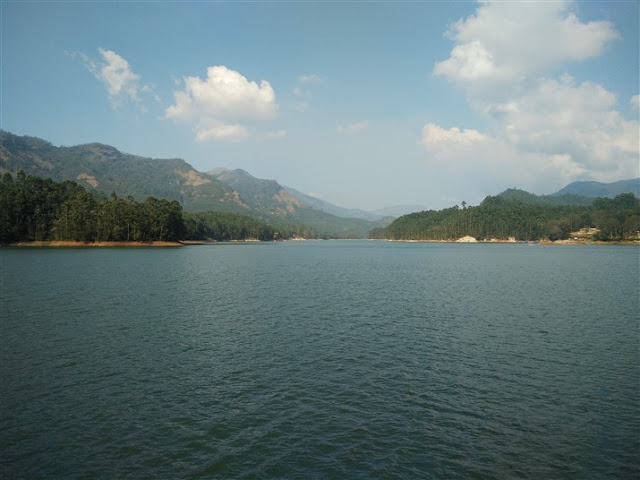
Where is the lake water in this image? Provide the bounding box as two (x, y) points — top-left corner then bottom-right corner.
(1, 241), (638, 479)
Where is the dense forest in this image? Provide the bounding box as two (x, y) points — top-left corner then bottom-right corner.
(3, 171), (639, 244)
(0, 172), (283, 243)
(369, 193), (640, 242)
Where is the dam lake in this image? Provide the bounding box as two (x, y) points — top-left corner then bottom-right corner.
(1, 241), (638, 478)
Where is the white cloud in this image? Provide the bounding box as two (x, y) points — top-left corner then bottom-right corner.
(632, 95), (640, 111)
(338, 121), (369, 135)
(427, 1), (638, 189)
(166, 65), (278, 142)
(97, 49), (140, 104)
(74, 48), (155, 109)
(166, 66), (277, 122)
(195, 122), (249, 142)
(492, 76), (638, 172)
(297, 74), (325, 84)
(420, 124), (485, 149)
(141, 84), (161, 104)
(420, 122), (591, 193)
(435, 1), (619, 89)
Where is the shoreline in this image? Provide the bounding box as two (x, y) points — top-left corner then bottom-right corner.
(4, 238), (639, 248)
(5, 240), (188, 248)
(380, 238), (639, 246)
(2, 239), (272, 248)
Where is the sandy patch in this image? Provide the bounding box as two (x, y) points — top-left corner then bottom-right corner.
(176, 169), (212, 187)
(456, 236), (477, 243)
(77, 173), (100, 187)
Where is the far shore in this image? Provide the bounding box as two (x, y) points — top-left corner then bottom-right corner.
(5, 240), (188, 248)
(4, 238), (639, 248)
(382, 238), (639, 246)
(2, 239), (274, 248)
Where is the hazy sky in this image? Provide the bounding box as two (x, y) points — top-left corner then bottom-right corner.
(2, 1), (638, 211)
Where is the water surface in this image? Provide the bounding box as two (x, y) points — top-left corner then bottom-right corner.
(1, 242), (638, 478)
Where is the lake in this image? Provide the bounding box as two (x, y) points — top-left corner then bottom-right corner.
(1, 241), (638, 479)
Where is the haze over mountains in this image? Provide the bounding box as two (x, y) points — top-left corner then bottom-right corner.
(1, 131), (637, 234)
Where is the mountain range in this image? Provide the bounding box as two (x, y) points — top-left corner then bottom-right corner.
(0, 131), (390, 237)
(1, 130), (637, 234)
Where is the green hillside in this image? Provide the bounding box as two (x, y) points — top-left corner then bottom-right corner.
(497, 188), (594, 206)
(552, 179), (640, 198)
(0, 131), (236, 212)
(207, 168), (389, 237)
(0, 171), (282, 243)
(0, 131), (380, 238)
(370, 193), (640, 242)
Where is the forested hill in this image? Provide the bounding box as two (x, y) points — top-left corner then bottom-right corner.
(0, 131), (383, 238)
(0, 171), (282, 244)
(497, 188), (594, 206)
(552, 179), (640, 198)
(0, 131), (236, 212)
(497, 182), (640, 205)
(370, 193), (640, 242)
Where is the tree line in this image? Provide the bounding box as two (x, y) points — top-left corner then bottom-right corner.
(369, 193), (640, 242)
(0, 172), (282, 243)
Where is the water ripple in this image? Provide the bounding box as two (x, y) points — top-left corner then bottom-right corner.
(1, 243), (638, 479)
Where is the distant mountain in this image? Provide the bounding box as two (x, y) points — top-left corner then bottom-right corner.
(371, 205), (427, 217)
(0, 131), (235, 212)
(207, 167), (389, 236)
(552, 179), (639, 198)
(283, 186), (386, 222)
(0, 131), (380, 237)
(208, 168), (300, 214)
(497, 188), (594, 206)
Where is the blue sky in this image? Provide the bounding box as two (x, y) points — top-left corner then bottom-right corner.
(2, 1), (638, 211)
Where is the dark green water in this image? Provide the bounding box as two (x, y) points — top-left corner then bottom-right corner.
(1, 241), (638, 479)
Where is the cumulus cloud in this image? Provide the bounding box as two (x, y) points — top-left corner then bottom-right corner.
(166, 66), (278, 141)
(420, 124), (485, 149)
(421, 123), (592, 194)
(338, 121), (369, 135)
(492, 75), (638, 171)
(434, 1), (618, 90)
(426, 0), (638, 190)
(632, 95), (640, 111)
(74, 48), (155, 108)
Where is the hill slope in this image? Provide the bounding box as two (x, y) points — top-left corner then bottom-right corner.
(283, 185), (387, 222)
(0, 131), (378, 237)
(497, 188), (594, 206)
(207, 168), (386, 236)
(0, 131), (239, 212)
(552, 179), (639, 198)
(372, 192), (639, 242)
